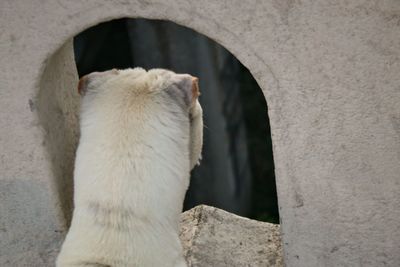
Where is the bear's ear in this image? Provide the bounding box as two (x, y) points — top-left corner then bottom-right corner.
(77, 74), (89, 96)
(191, 77), (200, 103)
(173, 74), (200, 107)
(77, 69), (119, 96)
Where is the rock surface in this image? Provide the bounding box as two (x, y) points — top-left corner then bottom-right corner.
(180, 205), (283, 267)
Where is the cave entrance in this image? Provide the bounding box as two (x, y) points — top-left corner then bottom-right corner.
(70, 17), (278, 223)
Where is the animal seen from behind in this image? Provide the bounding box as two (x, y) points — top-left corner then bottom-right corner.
(57, 68), (203, 267)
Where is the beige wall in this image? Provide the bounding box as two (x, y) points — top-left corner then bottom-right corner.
(0, 0), (399, 266)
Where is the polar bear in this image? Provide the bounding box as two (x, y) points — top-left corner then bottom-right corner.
(57, 68), (203, 267)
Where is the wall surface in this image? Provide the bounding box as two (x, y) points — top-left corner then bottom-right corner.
(0, 0), (399, 266)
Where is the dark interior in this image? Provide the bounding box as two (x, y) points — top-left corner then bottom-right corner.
(74, 18), (279, 223)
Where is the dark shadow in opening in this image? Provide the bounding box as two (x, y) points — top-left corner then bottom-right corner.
(74, 18), (279, 223)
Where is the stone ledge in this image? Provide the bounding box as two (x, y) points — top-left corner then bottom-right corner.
(180, 205), (283, 267)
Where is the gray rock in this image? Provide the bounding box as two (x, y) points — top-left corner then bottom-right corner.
(180, 205), (283, 267)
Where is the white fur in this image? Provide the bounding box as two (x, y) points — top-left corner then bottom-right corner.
(57, 68), (203, 267)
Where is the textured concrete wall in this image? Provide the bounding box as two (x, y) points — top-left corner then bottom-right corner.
(0, 0), (399, 266)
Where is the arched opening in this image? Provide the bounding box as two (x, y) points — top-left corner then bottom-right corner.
(38, 17), (278, 225)
(73, 18), (279, 223)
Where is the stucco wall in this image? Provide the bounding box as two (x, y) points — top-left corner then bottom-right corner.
(0, 0), (399, 266)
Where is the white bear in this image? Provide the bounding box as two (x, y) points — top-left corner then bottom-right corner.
(57, 68), (203, 267)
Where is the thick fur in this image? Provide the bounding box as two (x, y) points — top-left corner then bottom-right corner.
(57, 68), (203, 267)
